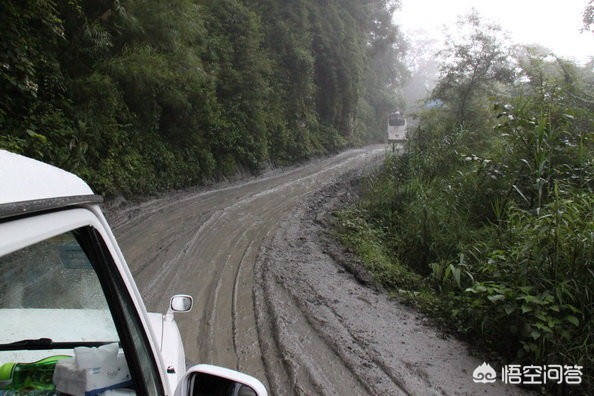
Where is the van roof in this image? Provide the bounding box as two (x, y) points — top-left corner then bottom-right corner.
(0, 150), (101, 218)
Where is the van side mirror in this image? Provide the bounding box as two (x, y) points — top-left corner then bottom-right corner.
(165, 294), (193, 321)
(175, 364), (267, 396)
(170, 295), (193, 312)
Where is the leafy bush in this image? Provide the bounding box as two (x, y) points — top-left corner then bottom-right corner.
(459, 191), (593, 364)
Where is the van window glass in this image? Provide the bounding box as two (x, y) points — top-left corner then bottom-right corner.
(0, 232), (119, 345)
(0, 228), (162, 395)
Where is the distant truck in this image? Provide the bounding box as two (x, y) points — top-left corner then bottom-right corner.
(0, 150), (267, 396)
(387, 111), (407, 151)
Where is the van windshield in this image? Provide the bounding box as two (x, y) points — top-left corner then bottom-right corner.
(388, 115), (406, 126)
(0, 231), (119, 350)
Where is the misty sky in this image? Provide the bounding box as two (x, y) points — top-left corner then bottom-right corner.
(395, 0), (593, 63)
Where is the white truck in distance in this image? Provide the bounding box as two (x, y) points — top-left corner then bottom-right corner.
(387, 111), (407, 151)
(0, 150), (267, 396)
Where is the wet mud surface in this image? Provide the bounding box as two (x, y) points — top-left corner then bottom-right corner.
(109, 146), (526, 395)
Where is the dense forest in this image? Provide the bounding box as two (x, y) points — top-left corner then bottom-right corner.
(338, 11), (594, 395)
(0, 0), (406, 196)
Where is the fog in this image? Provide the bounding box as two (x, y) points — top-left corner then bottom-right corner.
(395, 0), (592, 63)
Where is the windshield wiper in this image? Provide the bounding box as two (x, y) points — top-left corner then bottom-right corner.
(0, 338), (117, 351)
(2, 338), (53, 348)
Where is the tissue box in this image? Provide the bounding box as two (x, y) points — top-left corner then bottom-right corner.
(53, 352), (132, 396)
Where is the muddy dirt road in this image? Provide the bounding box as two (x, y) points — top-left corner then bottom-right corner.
(111, 146), (525, 395)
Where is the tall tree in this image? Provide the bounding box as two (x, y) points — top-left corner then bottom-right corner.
(432, 11), (514, 125)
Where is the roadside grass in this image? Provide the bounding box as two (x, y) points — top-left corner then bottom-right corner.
(334, 207), (449, 328)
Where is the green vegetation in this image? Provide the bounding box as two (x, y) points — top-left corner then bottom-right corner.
(0, 0), (405, 196)
(338, 14), (593, 394)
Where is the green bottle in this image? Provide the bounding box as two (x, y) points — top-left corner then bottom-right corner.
(0, 356), (69, 391)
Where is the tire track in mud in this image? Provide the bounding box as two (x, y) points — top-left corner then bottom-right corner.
(254, 211), (406, 395)
(142, 208), (226, 302)
(256, 254), (377, 395)
(231, 239), (255, 368)
(197, 188), (304, 371)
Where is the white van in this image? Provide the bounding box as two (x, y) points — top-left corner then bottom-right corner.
(0, 150), (267, 396)
(387, 111), (407, 143)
